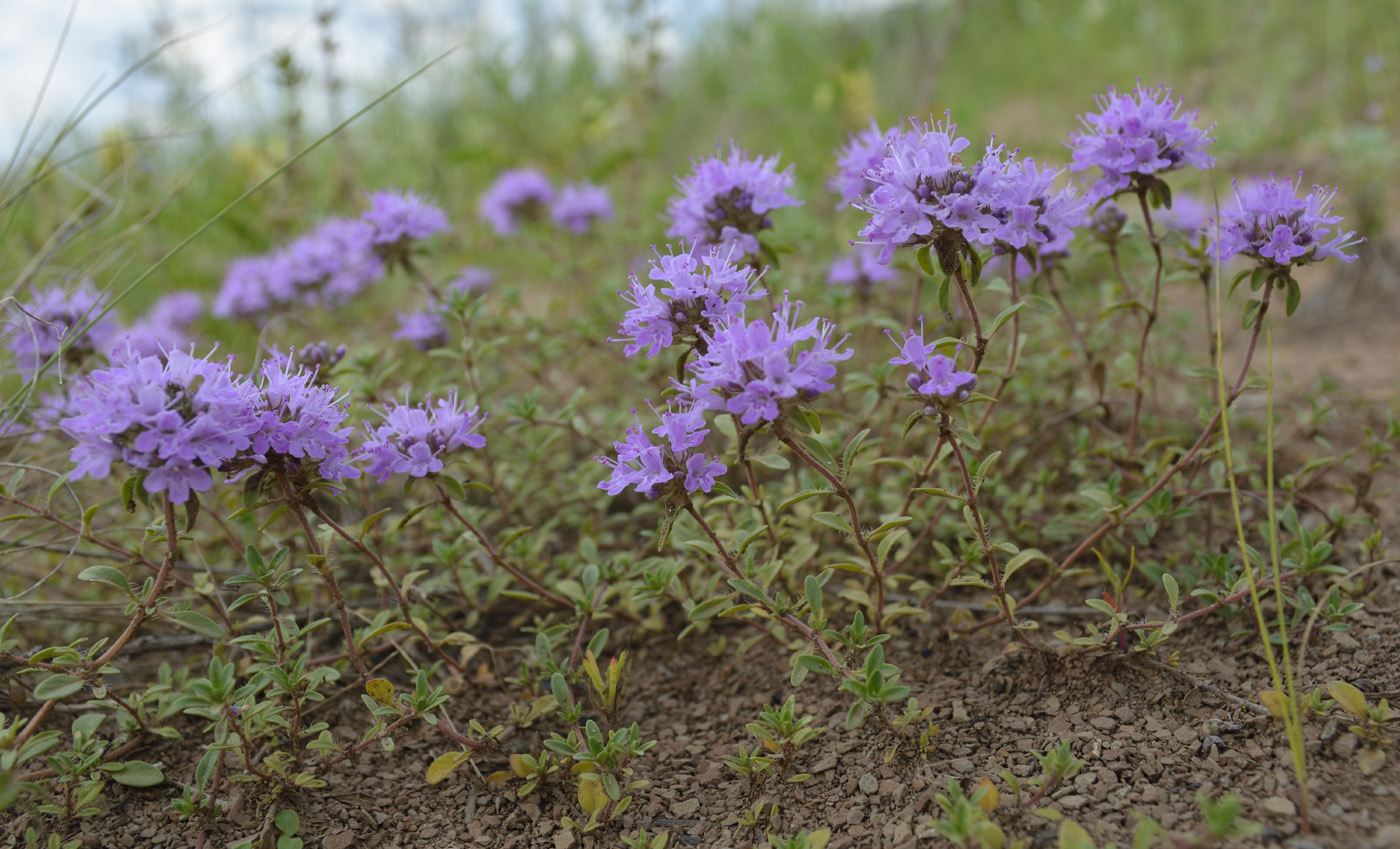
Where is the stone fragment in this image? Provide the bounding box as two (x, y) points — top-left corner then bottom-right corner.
(1261, 796), (1297, 817)
(859, 773), (879, 794)
(671, 798), (701, 817)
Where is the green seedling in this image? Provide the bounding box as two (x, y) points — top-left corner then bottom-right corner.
(23, 830), (82, 849)
(747, 695), (822, 781)
(766, 828), (831, 849)
(1329, 680), (1395, 774)
(548, 720), (654, 832)
(738, 799), (782, 833)
(580, 649), (629, 726)
(1195, 792), (1261, 843)
(919, 778), (1016, 849)
(887, 697), (940, 762)
(622, 827), (670, 849)
(508, 751), (559, 797)
(838, 644), (910, 731)
(274, 809), (303, 849)
(1028, 740), (1084, 804)
(725, 745), (774, 789)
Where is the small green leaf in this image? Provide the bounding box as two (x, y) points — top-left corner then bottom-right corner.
(689, 595), (735, 620)
(78, 565), (131, 594)
(1241, 298), (1262, 329)
(166, 610), (223, 639)
(33, 674), (85, 700)
(1283, 275), (1301, 316)
(778, 488), (836, 510)
(1002, 548), (1050, 583)
(812, 512), (855, 537)
(915, 243), (936, 276)
(1162, 573), (1180, 614)
(727, 578), (768, 602)
(912, 486), (966, 503)
(937, 274), (953, 321)
(104, 760), (164, 787)
(274, 808), (300, 836)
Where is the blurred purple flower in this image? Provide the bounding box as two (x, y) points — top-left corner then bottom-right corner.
(478, 169), (555, 236)
(827, 245), (897, 296)
(362, 191), (450, 264)
(5, 280), (118, 371)
(394, 310), (450, 351)
(550, 182), (614, 234)
(449, 266), (495, 295)
(118, 291), (204, 359)
(829, 120), (900, 208)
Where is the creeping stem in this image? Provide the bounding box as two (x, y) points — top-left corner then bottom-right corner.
(1127, 188), (1166, 452)
(433, 483), (573, 609)
(951, 262), (987, 371)
(957, 279), (1277, 635)
(940, 413), (1023, 640)
(776, 428), (885, 628)
(682, 502), (850, 678)
(305, 502), (465, 675)
(276, 467), (368, 678)
(12, 497), (181, 750)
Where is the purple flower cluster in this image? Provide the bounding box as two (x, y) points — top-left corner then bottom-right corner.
(363, 190), (451, 263)
(827, 245), (897, 296)
(62, 349), (261, 504)
(888, 326), (978, 408)
(213, 219), (383, 318)
(551, 182), (615, 234)
(829, 120), (900, 208)
(1214, 174), (1362, 269)
(855, 117), (1010, 264)
(214, 192), (449, 319)
(597, 404), (726, 499)
(856, 116), (1091, 269)
(681, 299), (852, 426)
(666, 143), (802, 258)
(478, 169), (555, 236)
(6, 280), (118, 371)
(359, 390), (487, 481)
(613, 245), (765, 358)
(241, 354), (360, 484)
(1068, 83), (1215, 202)
(993, 157), (1087, 252)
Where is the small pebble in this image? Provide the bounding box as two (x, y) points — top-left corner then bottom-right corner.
(1262, 796), (1297, 817)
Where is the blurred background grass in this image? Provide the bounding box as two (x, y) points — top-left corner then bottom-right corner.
(1, 0), (1396, 342)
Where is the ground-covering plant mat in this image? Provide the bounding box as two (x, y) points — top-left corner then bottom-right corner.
(7, 569), (1398, 849)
